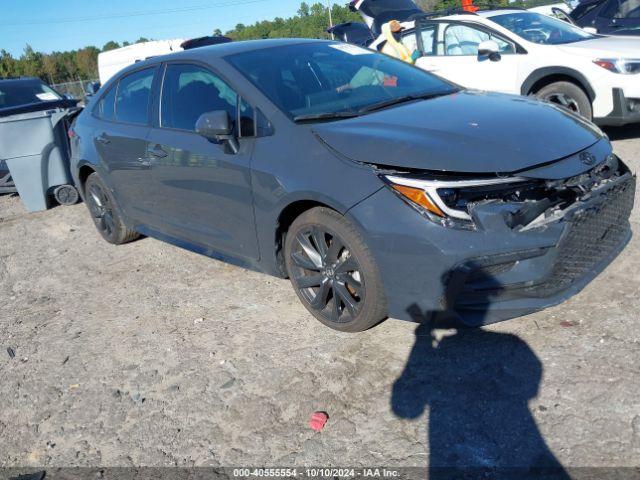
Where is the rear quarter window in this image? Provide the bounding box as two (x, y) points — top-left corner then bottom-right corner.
(94, 86), (117, 121)
(115, 68), (155, 125)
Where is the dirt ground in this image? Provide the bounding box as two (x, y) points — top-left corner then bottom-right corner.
(1, 125), (639, 474)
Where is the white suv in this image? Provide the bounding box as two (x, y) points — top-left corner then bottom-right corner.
(386, 9), (640, 125)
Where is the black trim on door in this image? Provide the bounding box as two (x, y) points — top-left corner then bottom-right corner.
(521, 67), (597, 101)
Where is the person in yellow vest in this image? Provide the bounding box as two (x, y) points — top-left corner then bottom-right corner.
(380, 20), (416, 64)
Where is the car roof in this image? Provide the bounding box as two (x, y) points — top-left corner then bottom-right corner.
(476, 9), (530, 17)
(122, 38), (328, 73)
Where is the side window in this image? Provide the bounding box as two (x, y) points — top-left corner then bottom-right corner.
(443, 24), (514, 56)
(419, 25), (437, 55)
(115, 68), (155, 125)
(95, 85), (116, 121)
(602, 0), (640, 18)
(161, 64), (239, 132)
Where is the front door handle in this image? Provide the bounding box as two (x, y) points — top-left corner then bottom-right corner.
(148, 145), (168, 158)
(96, 134), (110, 145)
(420, 63), (439, 72)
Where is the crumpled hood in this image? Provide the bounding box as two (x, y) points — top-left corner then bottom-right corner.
(314, 91), (604, 174)
(557, 36), (640, 58)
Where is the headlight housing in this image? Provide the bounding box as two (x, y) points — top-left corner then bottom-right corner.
(594, 58), (640, 75)
(381, 174), (533, 229)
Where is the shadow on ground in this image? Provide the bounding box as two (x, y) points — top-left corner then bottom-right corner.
(391, 269), (570, 479)
(605, 124), (640, 141)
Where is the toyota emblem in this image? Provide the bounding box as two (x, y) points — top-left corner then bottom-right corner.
(580, 152), (597, 166)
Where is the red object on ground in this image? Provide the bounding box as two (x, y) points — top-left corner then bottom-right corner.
(310, 412), (329, 432)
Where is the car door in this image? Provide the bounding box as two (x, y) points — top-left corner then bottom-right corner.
(145, 62), (260, 260)
(93, 66), (158, 224)
(408, 20), (523, 94)
(594, 0), (640, 33)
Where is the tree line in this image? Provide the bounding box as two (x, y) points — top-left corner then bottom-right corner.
(1, 0), (520, 85)
(0, 37), (150, 85)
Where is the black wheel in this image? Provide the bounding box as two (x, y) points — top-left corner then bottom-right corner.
(284, 207), (387, 332)
(53, 185), (79, 206)
(535, 81), (593, 121)
(85, 173), (140, 245)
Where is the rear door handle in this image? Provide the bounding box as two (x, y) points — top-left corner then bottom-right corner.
(96, 134), (110, 145)
(148, 145), (168, 158)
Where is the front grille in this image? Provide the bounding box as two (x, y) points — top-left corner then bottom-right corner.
(466, 261), (518, 283)
(522, 177), (635, 298)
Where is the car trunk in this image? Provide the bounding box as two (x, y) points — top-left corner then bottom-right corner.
(350, 0), (423, 35)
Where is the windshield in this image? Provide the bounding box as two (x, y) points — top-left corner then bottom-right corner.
(490, 12), (596, 44)
(227, 42), (457, 121)
(0, 80), (62, 109)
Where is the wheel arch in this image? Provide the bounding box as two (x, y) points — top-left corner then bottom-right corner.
(77, 163), (97, 195)
(274, 199), (340, 278)
(521, 67), (596, 102)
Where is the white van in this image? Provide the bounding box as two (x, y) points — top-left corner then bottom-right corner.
(98, 39), (185, 84)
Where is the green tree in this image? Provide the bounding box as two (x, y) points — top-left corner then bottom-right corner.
(298, 2), (311, 16)
(76, 47), (100, 79)
(0, 50), (17, 78)
(20, 45), (44, 77)
(102, 41), (121, 52)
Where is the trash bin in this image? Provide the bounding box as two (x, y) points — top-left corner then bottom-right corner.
(0, 107), (80, 212)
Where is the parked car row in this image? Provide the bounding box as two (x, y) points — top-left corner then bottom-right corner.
(347, 0), (640, 126)
(571, 0), (640, 35)
(69, 38), (635, 332)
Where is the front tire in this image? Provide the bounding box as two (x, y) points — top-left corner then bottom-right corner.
(535, 81), (593, 121)
(84, 173), (140, 245)
(284, 207), (387, 332)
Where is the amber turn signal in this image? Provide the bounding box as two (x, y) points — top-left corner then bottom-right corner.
(390, 184), (444, 217)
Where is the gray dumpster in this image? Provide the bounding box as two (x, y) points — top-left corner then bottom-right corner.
(0, 107), (80, 212)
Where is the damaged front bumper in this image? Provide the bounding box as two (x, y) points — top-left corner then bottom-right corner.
(454, 170), (635, 325)
(347, 153), (636, 326)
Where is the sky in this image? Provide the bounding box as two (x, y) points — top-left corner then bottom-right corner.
(0, 0), (311, 57)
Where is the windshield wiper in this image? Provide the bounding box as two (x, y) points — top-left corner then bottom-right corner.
(293, 111), (362, 123)
(358, 90), (455, 114)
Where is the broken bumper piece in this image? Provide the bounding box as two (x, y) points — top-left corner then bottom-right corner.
(455, 172), (635, 325)
(348, 156), (636, 326)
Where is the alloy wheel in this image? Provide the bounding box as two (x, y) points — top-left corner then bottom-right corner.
(543, 92), (581, 115)
(290, 226), (365, 324)
(87, 182), (117, 239)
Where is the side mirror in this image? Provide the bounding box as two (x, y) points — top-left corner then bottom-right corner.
(85, 81), (101, 97)
(196, 111), (239, 154)
(478, 40), (501, 62)
(583, 26), (598, 34)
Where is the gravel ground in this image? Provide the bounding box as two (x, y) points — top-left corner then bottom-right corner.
(0, 125), (639, 474)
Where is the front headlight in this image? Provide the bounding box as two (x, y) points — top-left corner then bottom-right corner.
(594, 58), (640, 75)
(381, 174), (532, 229)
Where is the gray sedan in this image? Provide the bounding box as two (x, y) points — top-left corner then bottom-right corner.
(70, 39), (635, 331)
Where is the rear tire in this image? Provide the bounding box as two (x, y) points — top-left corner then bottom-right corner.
(84, 173), (140, 245)
(535, 81), (593, 121)
(284, 207), (387, 333)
